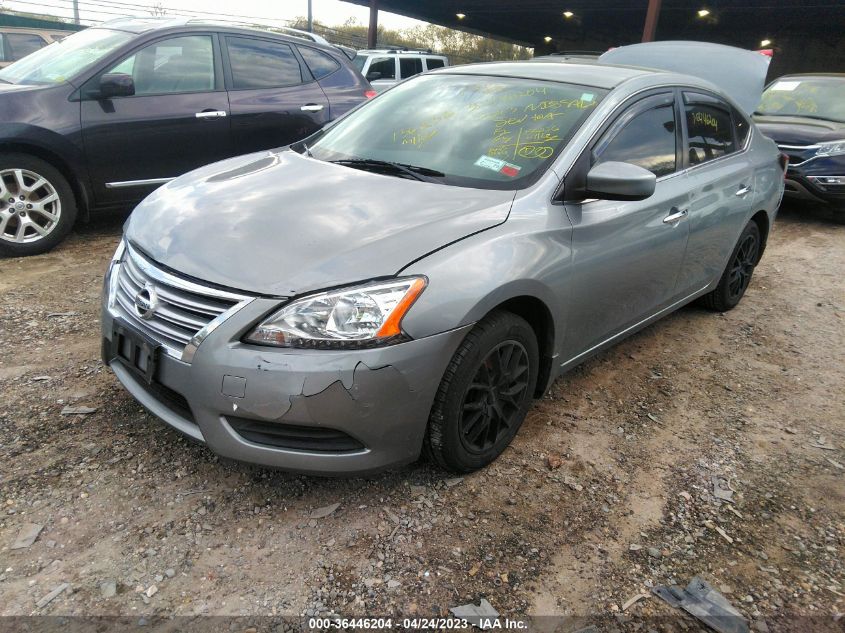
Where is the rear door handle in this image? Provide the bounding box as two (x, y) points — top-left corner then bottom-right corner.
(735, 185), (751, 196)
(300, 104), (324, 112)
(195, 110), (227, 119)
(663, 207), (688, 224)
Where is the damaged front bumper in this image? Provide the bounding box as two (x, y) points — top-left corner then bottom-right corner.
(102, 297), (470, 475)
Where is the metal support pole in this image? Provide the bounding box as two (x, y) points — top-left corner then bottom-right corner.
(368, 0), (379, 49)
(73, 0), (80, 24)
(307, 0), (313, 32)
(641, 0), (662, 42)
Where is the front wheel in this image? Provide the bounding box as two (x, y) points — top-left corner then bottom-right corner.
(699, 220), (761, 312)
(424, 310), (539, 473)
(0, 154), (77, 257)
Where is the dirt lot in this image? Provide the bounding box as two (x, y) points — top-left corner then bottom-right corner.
(0, 202), (843, 631)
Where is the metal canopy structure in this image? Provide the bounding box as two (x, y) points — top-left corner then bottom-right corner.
(343, 0), (845, 77)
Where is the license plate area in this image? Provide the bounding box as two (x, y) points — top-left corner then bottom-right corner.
(110, 321), (159, 384)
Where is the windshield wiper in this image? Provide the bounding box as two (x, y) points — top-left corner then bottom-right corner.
(330, 158), (445, 183)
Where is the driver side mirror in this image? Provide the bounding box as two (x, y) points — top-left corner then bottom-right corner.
(365, 70), (382, 81)
(585, 161), (656, 201)
(99, 73), (135, 99)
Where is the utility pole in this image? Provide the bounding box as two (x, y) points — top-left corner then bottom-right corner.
(641, 0), (662, 42)
(73, 0), (80, 24)
(307, 0), (313, 32)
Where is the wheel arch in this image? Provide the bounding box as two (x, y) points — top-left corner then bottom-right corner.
(0, 141), (91, 222)
(491, 295), (556, 398)
(750, 209), (770, 263)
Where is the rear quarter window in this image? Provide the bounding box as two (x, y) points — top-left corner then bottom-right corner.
(732, 107), (751, 147)
(425, 58), (445, 70)
(299, 46), (340, 80)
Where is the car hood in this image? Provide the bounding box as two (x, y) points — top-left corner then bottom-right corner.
(0, 81), (42, 95)
(600, 41), (771, 115)
(753, 115), (845, 145)
(126, 150), (516, 297)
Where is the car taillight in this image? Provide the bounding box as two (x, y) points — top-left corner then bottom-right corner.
(778, 153), (789, 174)
(364, 90), (377, 99)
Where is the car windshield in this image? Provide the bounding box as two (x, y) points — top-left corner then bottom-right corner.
(308, 74), (606, 189)
(0, 28), (134, 85)
(756, 77), (845, 123)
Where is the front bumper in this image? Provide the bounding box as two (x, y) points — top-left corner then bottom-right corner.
(782, 155), (845, 207)
(102, 296), (470, 475)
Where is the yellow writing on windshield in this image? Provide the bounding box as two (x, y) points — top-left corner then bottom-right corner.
(392, 110), (456, 148)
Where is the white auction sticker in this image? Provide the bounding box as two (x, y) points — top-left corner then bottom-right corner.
(770, 81), (800, 92)
(475, 155), (506, 171)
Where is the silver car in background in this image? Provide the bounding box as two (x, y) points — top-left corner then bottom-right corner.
(101, 43), (785, 475)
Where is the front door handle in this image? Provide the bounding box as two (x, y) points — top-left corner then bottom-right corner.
(300, 104), (324, 112)
(735, 185), (752, 196)
(195, 110), (227, 119)
(663, 207), (688, 224)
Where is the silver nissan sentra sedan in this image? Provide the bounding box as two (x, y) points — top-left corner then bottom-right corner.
(101, 42), (785, 475)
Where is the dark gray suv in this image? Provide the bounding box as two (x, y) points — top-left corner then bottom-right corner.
(0, 17), (373, 256)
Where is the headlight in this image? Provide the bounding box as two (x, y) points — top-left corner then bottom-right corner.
(245, 277), (427, 349)
(104, 238), (126, 309)
(816, 140), (845, 157)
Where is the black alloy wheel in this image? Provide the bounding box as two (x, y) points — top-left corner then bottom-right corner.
(699, 220), (761, 312)
(424, 310), (539, 473)
(727, 230), (759, 301)
(459, 341), (530, 454)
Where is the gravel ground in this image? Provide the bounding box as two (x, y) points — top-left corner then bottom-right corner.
(0, 202), (843, 631)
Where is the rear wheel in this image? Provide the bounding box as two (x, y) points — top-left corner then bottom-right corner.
(699, 220), (760, 312)
(424, 310), (539, 473)
(0, 154), (77, 257)
(832, 208), (845, 225)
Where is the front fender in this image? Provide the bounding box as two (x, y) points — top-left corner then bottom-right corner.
(0, 122), (92, 216)
(399, 213), (571, 358)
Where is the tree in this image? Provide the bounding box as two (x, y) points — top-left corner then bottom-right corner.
(288, 16), (532, 64)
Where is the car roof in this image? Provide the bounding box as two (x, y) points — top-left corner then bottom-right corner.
(434, 60), (656, 90)
(358, 49), (446, 57)
(94, 17), (341, 51)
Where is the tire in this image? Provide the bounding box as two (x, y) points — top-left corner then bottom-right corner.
(424, 310), (539, 473)
(699, 220), (761, 312)
(832, 208), (845, 226)
(0, 153), (77, 257)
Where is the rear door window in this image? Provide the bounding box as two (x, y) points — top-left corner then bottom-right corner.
(299, 46), (340, 80)
(367, 56), (395, 80)
(226, 37), (303, 89)
(399, 57), (422, 79)
(683, 92), (737, 165)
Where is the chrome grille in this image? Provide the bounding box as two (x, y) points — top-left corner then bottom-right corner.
(108, 243), (251, 361)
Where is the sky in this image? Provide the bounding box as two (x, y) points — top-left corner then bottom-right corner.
(3, 0), (429, 30)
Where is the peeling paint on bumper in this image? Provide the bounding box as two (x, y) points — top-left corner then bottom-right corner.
(102, 298), (471, 475)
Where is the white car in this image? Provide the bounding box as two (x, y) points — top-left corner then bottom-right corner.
(353, 48), (449, 93)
